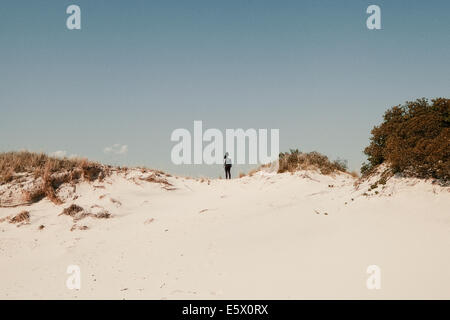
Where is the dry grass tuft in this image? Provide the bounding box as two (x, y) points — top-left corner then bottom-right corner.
(60, 204), (84, 217)
(9, 210), (30, 224)
(60, 204), (111, 221)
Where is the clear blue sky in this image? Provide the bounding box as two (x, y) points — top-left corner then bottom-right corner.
(1, 0), (449, 177)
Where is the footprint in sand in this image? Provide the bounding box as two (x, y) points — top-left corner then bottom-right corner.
(144, 218), (155, 224)
(314, 210), (329, 216)
(109, 198), (122, 207)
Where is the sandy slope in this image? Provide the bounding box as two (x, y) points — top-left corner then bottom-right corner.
(0, 169), (449, 299)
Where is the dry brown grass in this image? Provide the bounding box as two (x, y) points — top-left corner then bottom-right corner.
(239, 172), (246, 178)
(1, 152), (77, 182)
(278, 149), (348, 175)
(0, 151), (104, 184)
(0, 151), (107, 204)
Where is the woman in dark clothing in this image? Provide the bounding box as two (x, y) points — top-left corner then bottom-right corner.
(224, 152), (232, 179)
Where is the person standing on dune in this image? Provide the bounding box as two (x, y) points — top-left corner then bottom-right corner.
(224, 152), (232, 179)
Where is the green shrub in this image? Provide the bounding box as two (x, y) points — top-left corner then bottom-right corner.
(362, 98), (449, 181)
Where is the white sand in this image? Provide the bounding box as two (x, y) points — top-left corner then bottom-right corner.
(0, 168), (449, 299)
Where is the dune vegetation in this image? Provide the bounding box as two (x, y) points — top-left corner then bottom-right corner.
(361, 98), (449, 182)
(278, 149), (348, 175)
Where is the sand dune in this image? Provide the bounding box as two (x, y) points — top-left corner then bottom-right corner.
(0, 168), (449, 299)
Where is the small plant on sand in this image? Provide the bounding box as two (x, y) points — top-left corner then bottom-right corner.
(60, 204), (85, 217)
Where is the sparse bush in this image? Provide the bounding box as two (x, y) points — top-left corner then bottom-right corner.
(278, 150), (348, 174)
(362, 98), (449, 181)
